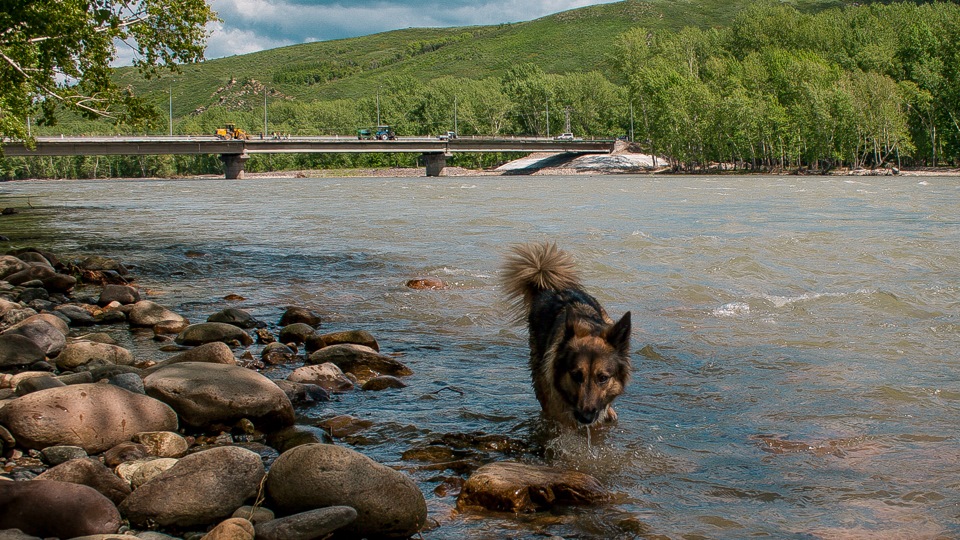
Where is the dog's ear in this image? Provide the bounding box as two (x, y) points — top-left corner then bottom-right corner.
(605, 311), (631, 355)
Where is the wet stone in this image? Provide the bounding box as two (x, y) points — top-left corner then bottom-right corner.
(457, 461), (608, 513)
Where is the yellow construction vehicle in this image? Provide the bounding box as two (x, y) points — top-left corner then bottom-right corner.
(215, 123), (250, 140)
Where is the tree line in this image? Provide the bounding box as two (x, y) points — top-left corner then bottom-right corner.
(4, 1), (960, 179)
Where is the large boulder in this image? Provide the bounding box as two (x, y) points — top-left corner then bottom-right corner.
(0, 480), (121, 537)
(0, 383), (178, 453)
(175, 322), (253, 347)
(266, 444), (426, 538)
(55, 340), (134, 370)
(307, 344), (412, 382)
(456, 461), (608, 513)
(143, 362), (294, 430)
(118, 446), (265, 528)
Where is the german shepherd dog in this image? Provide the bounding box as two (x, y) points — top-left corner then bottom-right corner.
(502, 242), (631, 427)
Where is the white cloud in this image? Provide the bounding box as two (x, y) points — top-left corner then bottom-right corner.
(203, 21), (295, 60)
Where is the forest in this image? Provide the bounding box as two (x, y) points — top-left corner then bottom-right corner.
(4, 1), (959, 178)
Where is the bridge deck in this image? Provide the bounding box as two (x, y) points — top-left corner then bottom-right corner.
(2, 136), (613, 156)
(1, 136), (614, 178)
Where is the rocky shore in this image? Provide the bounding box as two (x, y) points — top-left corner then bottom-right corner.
(0, 249), (609, 539)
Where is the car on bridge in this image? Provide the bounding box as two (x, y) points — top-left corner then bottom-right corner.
(438, 131), (457, 141)
(554, 132), (575, 141)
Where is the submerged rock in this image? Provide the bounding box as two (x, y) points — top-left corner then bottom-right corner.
(306, 344), (412, 382)
(456, 461), (608, 513)
(207, 307), (264, 329)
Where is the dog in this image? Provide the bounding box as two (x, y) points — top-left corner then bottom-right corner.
(502, 242), (631, 427)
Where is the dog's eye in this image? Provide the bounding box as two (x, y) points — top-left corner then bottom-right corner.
(571, 371), (585, 384)
(596, 373), (610, 385)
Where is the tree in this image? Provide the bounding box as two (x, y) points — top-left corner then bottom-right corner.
(0, 0), (217, 141)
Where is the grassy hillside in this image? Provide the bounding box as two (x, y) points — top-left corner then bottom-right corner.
(114, 0), (855, 117)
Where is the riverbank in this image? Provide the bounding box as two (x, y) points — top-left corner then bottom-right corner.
(0, 247), (609, 538)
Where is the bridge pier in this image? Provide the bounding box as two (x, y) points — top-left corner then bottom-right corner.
(423, 153), (447, 177)
(220, 153), (249, 179)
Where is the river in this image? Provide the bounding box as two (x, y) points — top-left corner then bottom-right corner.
(1, 174), (958, 538)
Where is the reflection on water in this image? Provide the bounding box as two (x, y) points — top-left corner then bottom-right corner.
(2, 175), (959, 538)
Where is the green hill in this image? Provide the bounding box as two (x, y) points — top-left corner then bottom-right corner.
(114, 0), (854, 118)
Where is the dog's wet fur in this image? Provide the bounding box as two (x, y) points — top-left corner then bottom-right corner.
(503, 242), (631, 427)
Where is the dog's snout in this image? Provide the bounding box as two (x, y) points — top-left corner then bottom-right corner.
(575, 408), (600, 425)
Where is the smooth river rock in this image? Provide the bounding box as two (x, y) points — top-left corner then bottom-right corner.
(456, 461), (608, 513)
(306, 344), (412, 382)
(143, 362), (294, 430)
(98, 284), (140, 306)
(0, 383), (178, 453)
(55, 340), (134, 370)
(0, 480), (121, 537)
(175, 322), (254, 347)
(278, 307), (322, 328)
(304, 329), (379, 354)
(119, 446), (265, 528)
(127, 300), (186, 328)
(207, 307), (264, 329)
(37, 457), (132, 505)
(266, 443), (426, 538)
(286, 363), (354, 393)
(254, 506), (357, 540)
(0, 333), (47, 368)
(144, 341), (237, 373)
(1, 315), (66, 357)
(203, 517), (255, 540)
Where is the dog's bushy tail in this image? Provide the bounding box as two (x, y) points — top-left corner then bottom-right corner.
(502, 242), (581, 317)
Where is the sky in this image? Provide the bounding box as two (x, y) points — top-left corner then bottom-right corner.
(200, 0), (621, 60)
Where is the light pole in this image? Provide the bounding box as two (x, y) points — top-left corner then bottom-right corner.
(376, 86), (381, 126)
(168, 85), (173, 136)
(263, 88), (268, 137)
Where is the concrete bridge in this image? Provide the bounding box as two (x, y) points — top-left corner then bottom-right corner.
(2, 136), (615, 178)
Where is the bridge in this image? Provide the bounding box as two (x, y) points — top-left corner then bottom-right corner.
(2, 136), (615, 178)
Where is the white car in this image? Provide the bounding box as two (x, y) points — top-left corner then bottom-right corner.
(438, 131), (457, 141)
(554, 133), (575, 141)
